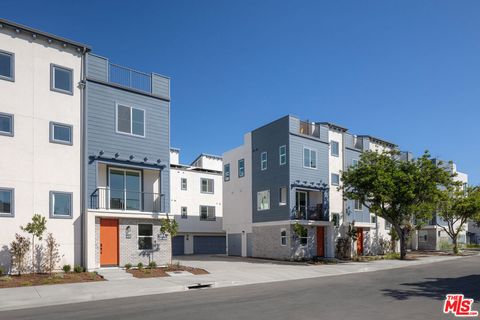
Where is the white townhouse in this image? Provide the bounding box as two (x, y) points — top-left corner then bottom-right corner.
(169, 149), (225, 255)
(0, 18), (89, 269)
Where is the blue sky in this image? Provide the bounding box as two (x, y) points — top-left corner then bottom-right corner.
(3, 1), (479, 183)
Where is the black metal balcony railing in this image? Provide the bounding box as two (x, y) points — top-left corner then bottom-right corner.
(90, 187), (165, 213)
(109, 63), (152, 94)
(299, 121), (320, 138)
(291, 205), (328, 221)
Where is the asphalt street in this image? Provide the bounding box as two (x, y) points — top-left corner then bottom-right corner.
(1, 256), (479, 320)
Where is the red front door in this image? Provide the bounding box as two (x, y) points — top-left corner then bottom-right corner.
(316, 227), (325, 257)
(100, 219), (119, 266)
(356, 228), (364, 255)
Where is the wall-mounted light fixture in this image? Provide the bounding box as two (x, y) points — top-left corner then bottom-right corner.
(125, 226), (132, 239)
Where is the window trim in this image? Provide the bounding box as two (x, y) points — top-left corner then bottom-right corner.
(199, 205), (216, 221)
(181, 178), (187, 191)
(50, 64), (73, 95)
(49, 121), (73, 145)
(0, 50), (15, 82)
(115, 102), (146, 138)
(354, 199), (363, 211)
(0, 188), (14, 217)
(331, 173), (340, 186)
(279, 186), (287, 206)
(137, 223), (154, 250)
(238, 159), (245, 178)
(279, 145), (287, 165)
(303, 147), (317, 169)
(181, 206), (188, 219)
(257, 189), (270, 211)
(0, 112), (14, 137)
(260, 152), (267, 171)
(224, 163), (231, 181)
(49, 191), (73, 219)
(331, 140), (339, 157)
(280, 228), (287, 246)
(200, 178), (214, 194)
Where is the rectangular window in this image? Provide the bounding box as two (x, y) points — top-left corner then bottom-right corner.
(200, 178), (214, 194)
(224, 163), (231, 181)
(50, 191), (72, 218)
(116, 104), (145, 137)
(0, 113), (13, 136)
(200, 206), (216, 221)
(257, 190), (270, 211)
(0, 188), (14, 216)
(0, 51), (14, 81)
(385, 221), (392, 230)
(50, 122), (72, 145)
(332, 213), (340, 227)
(352, 159), (359, 166)
(281, 229), (287, 246)
(138, 224), (153, 250)
(279, 145), (287, 165)
(354, 199), (363, 211)
(418, 230), (428, 243)
(51, 64), (73, 94)
(181, 207), (188, 219)
(331, 141), (339, 157)
(303, 148), (317, 169)
(371, 215), (377, 224)
(181, 178), (187, 190)
(279, 187), (287, 206)
(331, 173), (340, 186)
(261, 152), (267, 171)
(238, 159), (245, 178)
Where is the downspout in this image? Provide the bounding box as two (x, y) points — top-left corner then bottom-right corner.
(80, 48), (87, 267)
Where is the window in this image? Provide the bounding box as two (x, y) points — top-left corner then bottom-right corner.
(418, 230), (428, 243)
(224, 163), (231, 181)
(51, 64), (73, 94)
(281, 229), (287, 246)
(261, 152), (267, 171)
(371, 215), (377, 224)
(303, 148), (317, 169)
(385, 221), (391, 230)
(331, 173), (340, 186)
(331, 141), (339, 157)
(200, 206), (216, 221)
(354, 199), (363, 211)
(279, 145), (287, 165)
(50, 122), (72, 145)
(50, 192), (72, 218)
(257, 190), (270, 211)
(138, 224), (153, 250)
(116, 104), (145, 137)
(0, 51), (14, 81)
(297, 226), (308, 246)
(181, 178), (187, 190)
(0, 113), (13, 136)
(200, 178), (214, 194)
(238, 159), (245, 178)
(0, 188), (14, 216)
(352, 159), (359, 166)
(181, 207), (188, 219)
(332, 213), (340, 227)
(279, 187), (287, 206)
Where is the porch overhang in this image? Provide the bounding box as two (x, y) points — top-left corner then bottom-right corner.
(290, 181), (328, 191)
(89, 155), (166, 170)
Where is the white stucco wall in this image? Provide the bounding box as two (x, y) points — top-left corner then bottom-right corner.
(0, 30), (83, 270)
(328, 130), (344, 219)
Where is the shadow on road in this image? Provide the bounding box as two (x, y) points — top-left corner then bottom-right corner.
(382, 275), (480, 301)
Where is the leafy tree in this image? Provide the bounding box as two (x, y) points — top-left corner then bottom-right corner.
(436, 186), (480, 254)
(10, 233), (30, 275)
(42, 233), (61, 275)
(341, 150), (452, 260)
(22, 214), (47, 273)
(160, 218), (179, 265)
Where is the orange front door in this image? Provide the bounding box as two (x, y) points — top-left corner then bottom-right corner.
(316, 227), (325, 257)
(356, 228), (364, 255)
(100, 219), (119, 266)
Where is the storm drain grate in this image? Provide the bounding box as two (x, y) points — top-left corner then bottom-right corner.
(187, 283), (213, 290)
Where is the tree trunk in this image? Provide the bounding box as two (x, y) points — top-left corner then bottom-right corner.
(395, 225), (408, 260)
(452, 236), (459, 255)
(31, 236), (35, 274)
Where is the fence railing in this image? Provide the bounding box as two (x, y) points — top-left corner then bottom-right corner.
(291, 205), (328, 221)
(109, 63), (152, 93)
(299, 121), (321, 138)
(90, 187), (165, 213)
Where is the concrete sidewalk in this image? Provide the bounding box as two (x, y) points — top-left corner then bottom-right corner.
(0, 254), (471, 312)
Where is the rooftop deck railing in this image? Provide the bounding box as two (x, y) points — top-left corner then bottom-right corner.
(109, 63), (152, 93)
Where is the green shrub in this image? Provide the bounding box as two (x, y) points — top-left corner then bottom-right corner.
(439, 240), (454, 251)
(466, 244), (480, 248)
(137, 262), (144, 270)
(74, 265), (84, 273)
(62, 264), (71, 273)
(383, 252), (400, 260)
(0, 266), (5, 276)
(124, 263), (132, 270)
(148, 261), (157, 269)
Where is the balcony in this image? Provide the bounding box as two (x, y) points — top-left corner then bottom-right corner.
(299, 120), (320, 138)
(90, 187), (165, 213)
(109, 63), (152, 94)
(291, 205), (328, 221)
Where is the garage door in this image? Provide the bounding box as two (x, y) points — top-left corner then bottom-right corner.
(193, 236), (226, 254)
(172, 236), (185, 255)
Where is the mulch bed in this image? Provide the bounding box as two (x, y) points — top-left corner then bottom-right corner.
(0, 272), (104, 288)
(127, 265), (209, 278)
